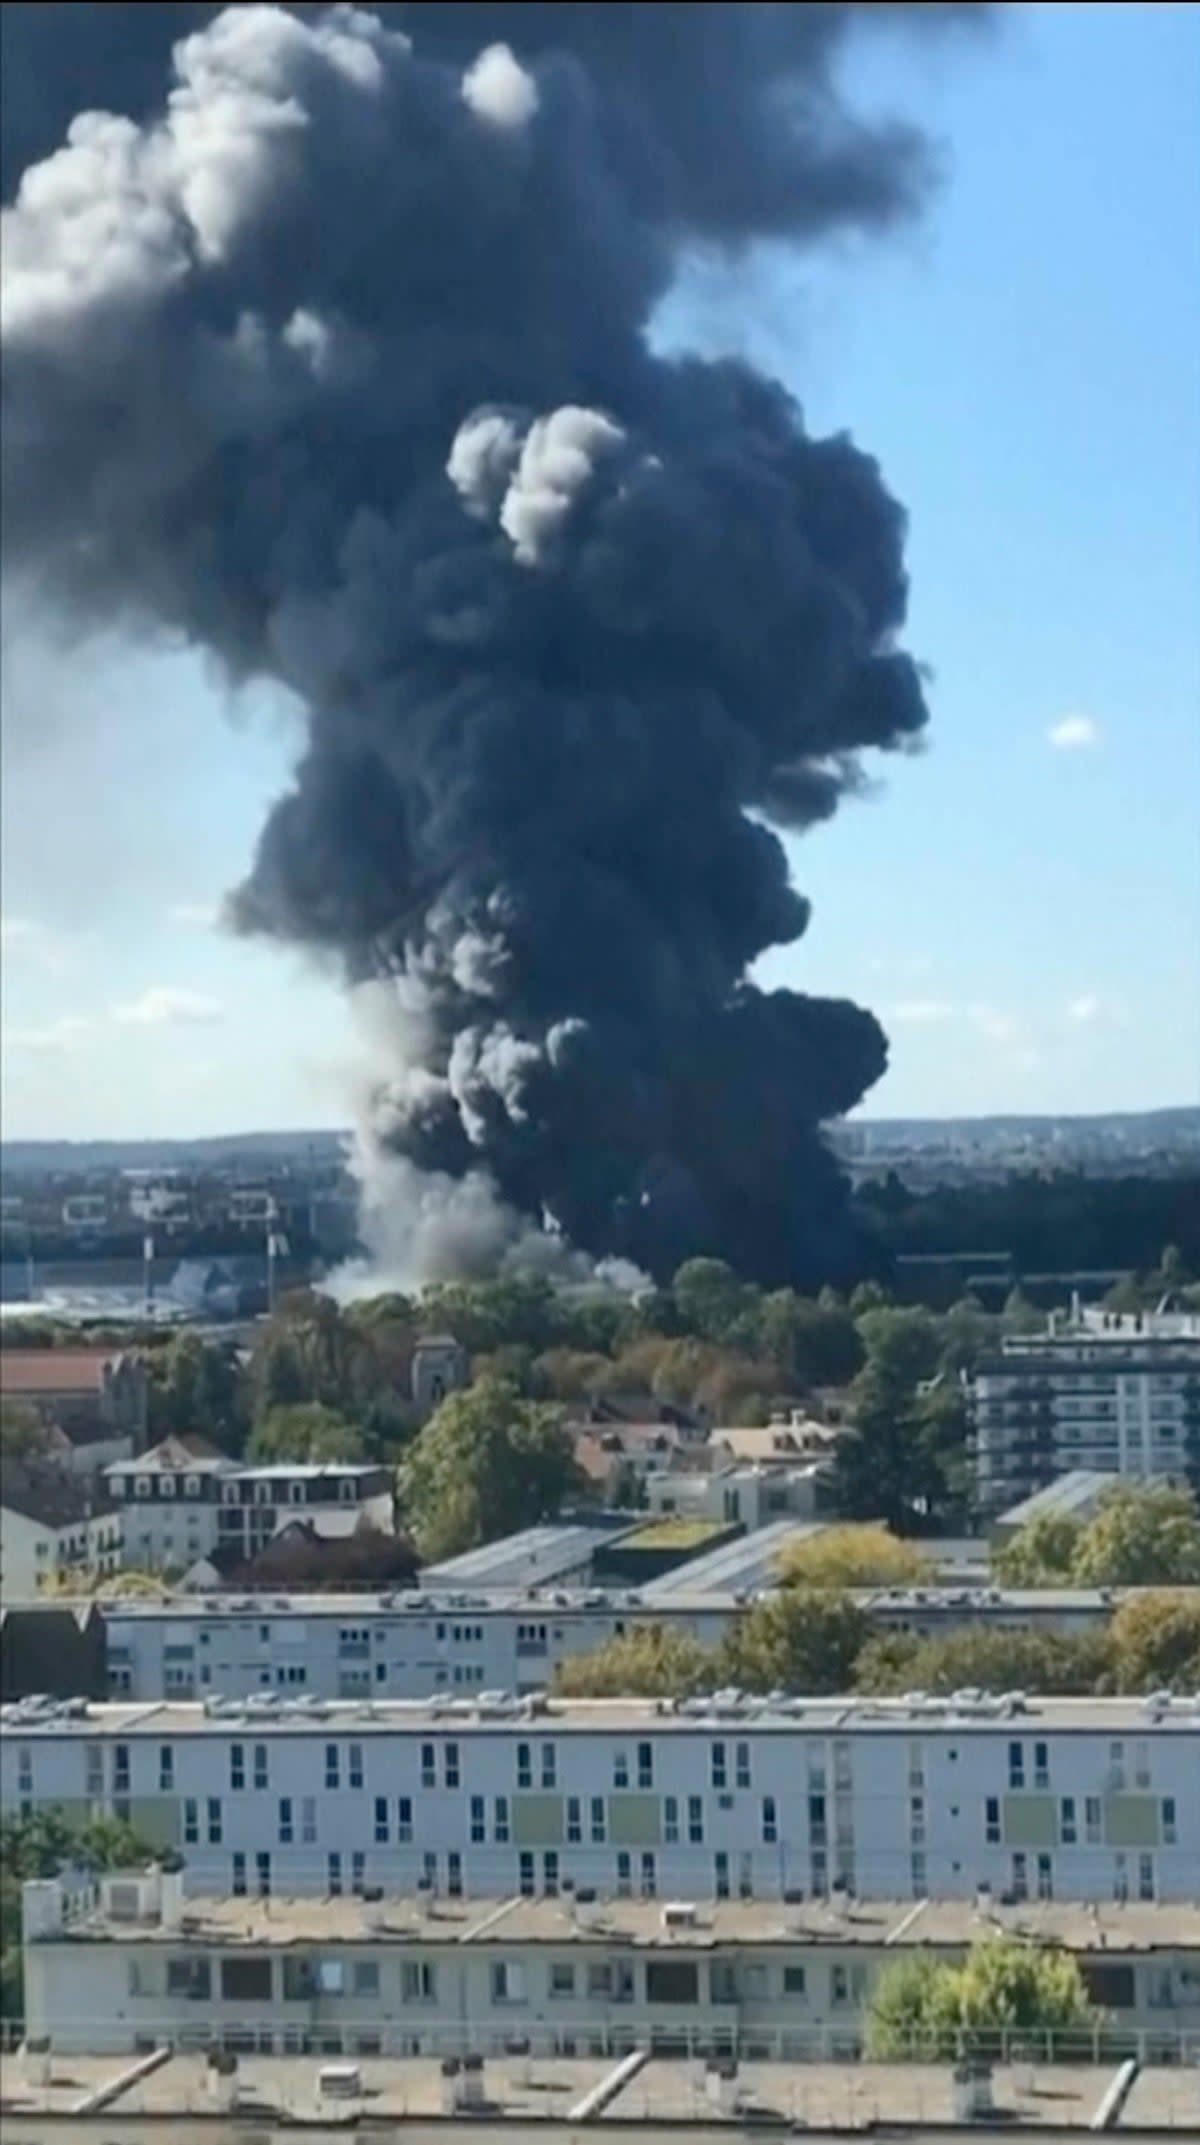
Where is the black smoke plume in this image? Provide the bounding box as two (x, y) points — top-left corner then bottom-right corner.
(1, 4), (978, 1285)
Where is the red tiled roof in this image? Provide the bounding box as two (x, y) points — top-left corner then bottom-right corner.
(0, 1350), (121, 1395)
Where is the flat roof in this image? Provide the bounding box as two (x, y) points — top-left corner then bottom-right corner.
(420, 1520), (630, 1591)
(638, 1521), (824, 1599)
(6, 1692), (1197, 1736)
(47, 1889), (1200, 1954)
(997, 1473), (1122, 1529)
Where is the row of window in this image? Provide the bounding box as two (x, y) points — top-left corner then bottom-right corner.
(1002, 1850), (1160, 1904)
(985, 1795), (1177, 1847)
(144, 1953), (866, 2008)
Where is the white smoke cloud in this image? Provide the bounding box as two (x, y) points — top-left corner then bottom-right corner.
(448, 403), (627, 565)
(461, 43), (539, 131)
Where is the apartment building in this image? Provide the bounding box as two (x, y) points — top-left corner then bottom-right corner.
(20, 1864), (1200, 2058)
(3, 1691), (1195, 1906)
(972, 1310), (1200, 1512)
(103, 1446), (395, 1575)
(0, 1471), (124, 1598)
(98, 1589), (736, 1700)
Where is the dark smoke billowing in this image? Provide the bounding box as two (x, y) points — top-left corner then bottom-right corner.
(1, 3), (976, 1286)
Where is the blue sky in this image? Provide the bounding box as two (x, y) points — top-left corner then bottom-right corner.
(2, 2), (1197, 1140)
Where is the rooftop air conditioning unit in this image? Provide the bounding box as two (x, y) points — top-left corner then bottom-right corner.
(662, 1902), (699, 1930)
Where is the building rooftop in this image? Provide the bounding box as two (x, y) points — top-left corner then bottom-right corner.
(638, 1520), (824, 1599)
(0, 1349), (127, 1395)
(420, 1519), (629, 1592)
(44, 1886), (1200, 1954)
(6, 1691), (1198, 1737)
(0, 1465), (118, 1531)
(996, 1472), (1123, 1530)
(106, 1435), (230, 1478)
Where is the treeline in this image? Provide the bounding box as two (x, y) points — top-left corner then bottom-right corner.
(859, 1171), (1200, 1282)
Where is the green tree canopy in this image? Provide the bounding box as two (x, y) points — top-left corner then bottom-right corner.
(996, 1485), (1200, 1588)
(867, 1936), (1096, 2060)
(1107, 1588), (1200, 1691)
(719, 1589), (866, 1695)
(554, 1624), (716, 1698)
(853, 1623), (1108, 1698)
(776, 1524), (930, 1591)
(399, 1377), (578, 1560)
(246, 1401), (367, 1465)
(1, 1811), (158, 2023)
(671, 1258), (756, 1344)
(0, 1400), (53, 1464)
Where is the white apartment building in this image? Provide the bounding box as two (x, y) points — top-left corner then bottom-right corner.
(0, 1471), (124, 1598)
(645, 1464), (825, 1530)
(21, 1865), (1200, 2058)
(972, 1311), (1200, 1512)
(104, 1446), (395, 1574)
(3, 1691), (1195, 1907)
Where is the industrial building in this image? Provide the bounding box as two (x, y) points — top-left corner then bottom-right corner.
(3, 1690), (1195, 1906)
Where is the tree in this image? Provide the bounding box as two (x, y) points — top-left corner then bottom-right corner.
(671, 1259), (756, 1344)
(867, 1937), (1096, 2060)
(1107, 1590), (1200, 1692)
(1070, 1484), (1200, 1587)
(853, 1625), (1108, 1698)
(719, 1589), (867, 1694)
(775, 1524), (929, 1591)
(399, 1378), (579, 1559)
(229, 1526), (419, 1592)
(246, 1402), (367, 1464)
(150, 1330), (246, 1449)
(757, 1292), (864, 1389)
(554, 1624), (716, 1698)
(2, 1810), (157, 2024)
(0, 1400), (52, 1464)
(993, 1513), (1081, 1587)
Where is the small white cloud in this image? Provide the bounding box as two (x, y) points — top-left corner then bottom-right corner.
(1068, 993), (1102, 1024)
(462, 42), (539, 128)
(889, 1000), (955, 1025)
(110, 987), (223, 1028)
(5, 1015), (92, 1054)
(969, 1003), (1023, 1047)
(0, 914), (67, 970)
(1048, 713), (1100, 750)
(169, 901), (220, 929)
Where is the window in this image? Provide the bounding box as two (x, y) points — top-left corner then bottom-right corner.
(518, 1852), (536, 1897)
(325, 1744), (340, 1791)
(207, 1796), (222, 1844)
(471, 1796), (487, 1844)
(636, 1741), (653, 1789)
(1011, 1852), (1028, 1901)
(1085, 1797), (1102, 1845)
(516, 1742), (533, 1789)
(371, 1796), (390, 1845)
(714, 1851), (730, 1900)
(401, 1960), (436, 2002)
(566, 1797), (582, 1844)
(640, 1851), (657, 1898)
(550, 1961), (576, 1999)
(909, 1795), (926, 1846)
(113, 1743), (131, 1794)
(985, 1797), (1001, 1846)
(711, 1742), (727, 1790)
(543, 1851), (560, 1896)
(85, 1743), (104, 1799)
(447, 1851), (463, 1898)
(541, 1742), (557, 1790)
(1033, 1742), (1050, 1790)
(158, 1745), (174, 1793)
(738, 1851), (753, 1900)
(587, 1963), (613, 1999)
(256, 1852), (272, 1898)
(808, 1792), (827, 1843)
(348, 1744), (364, 1791)
(328, 1853), (343, 1896)
(761, 1796), (777, 1845)
(590, 1797), (606, 1845)
(1162, 1798), (1177, 1845)
(1036, 1853), (1053, 1900)
(613, 1748), (629, 1790)
(352, 1960), (380, 1997)
(646, 1959), (700, 2004)
(783, 1966), (807, 1997)
(232, 1853), (247, 1897)
(1109, 1741), (1126, 1790)
(183, 1799), (199, 1845)
(185, 1475), (201, 1498)
(831, 1965), (851, 2005)
(1008, 1741), (1025, 1790)
(491, 1961), (526, 2004)
(279, 1798), (295, 1845)
(615, 1851), (632, 1897)
(735, 1742), (751, 1789)
(493, 1796), (509, 1844)
(911, 1850), (927, 1893)
(221, 1956), (272, 2002)
(663, 1796), (679, 1844)
(1138, 1853), (1155, 1902)
(302, 1797), (318, 1845)
(422, 1852), (437, 1890)
(1060, 1797), (1077, 1846)
(167, 1958), (210, 1999)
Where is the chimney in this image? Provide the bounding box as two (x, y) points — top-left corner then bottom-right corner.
(158, 1863), (184, 1932)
